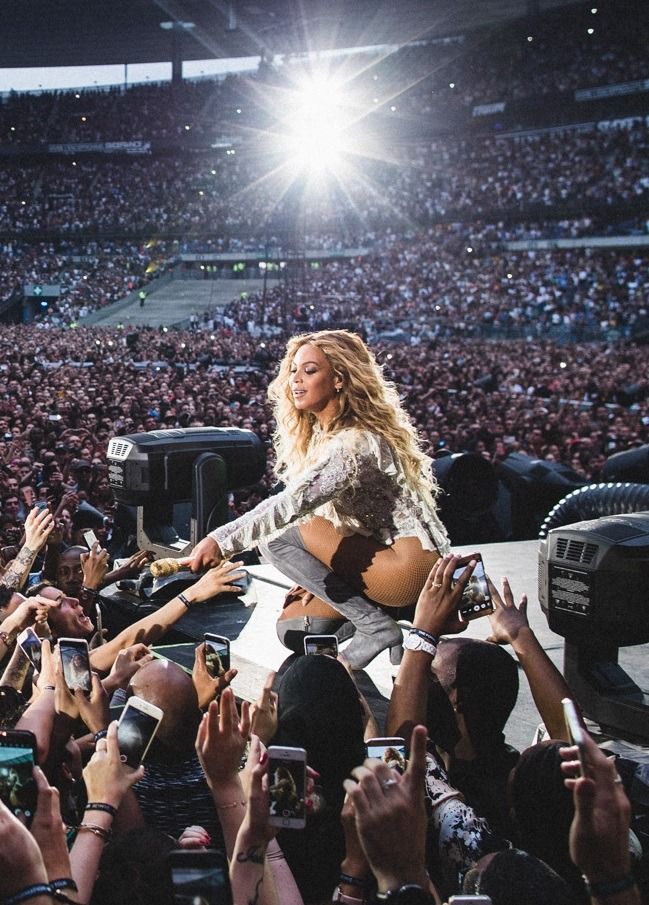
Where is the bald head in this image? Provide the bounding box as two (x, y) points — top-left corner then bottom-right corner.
(129, 659), (200, 755)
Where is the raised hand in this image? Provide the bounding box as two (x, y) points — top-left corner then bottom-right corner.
(192, 642), (238, 710)
(195, 686), (250, 790)
(23, 506), (55, 554)
(249, 671), (278, 745)
(486, 576), (529, 645)
(413, 553), (475, 637)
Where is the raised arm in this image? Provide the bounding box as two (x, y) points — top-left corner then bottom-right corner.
(386, 554), (471, 739)
(486, 576), (573, 741)
(1, 507), (54, 593)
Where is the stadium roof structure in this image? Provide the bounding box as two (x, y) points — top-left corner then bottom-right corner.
(4, 0), (581, 69)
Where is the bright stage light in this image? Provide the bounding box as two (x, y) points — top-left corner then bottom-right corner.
(279, 74), (350, 174)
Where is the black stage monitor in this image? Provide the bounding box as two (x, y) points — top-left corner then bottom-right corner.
(539, 512), (649, 743)
(107, 427), (266, 559)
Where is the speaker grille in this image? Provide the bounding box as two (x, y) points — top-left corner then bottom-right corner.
(555, 537), (598, 564)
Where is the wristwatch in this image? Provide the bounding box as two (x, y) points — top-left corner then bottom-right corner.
(376, 885), (433, 904)
(403, 630), (437, 657)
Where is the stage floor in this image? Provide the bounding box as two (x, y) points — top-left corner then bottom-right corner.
(198, 539), (648, 753)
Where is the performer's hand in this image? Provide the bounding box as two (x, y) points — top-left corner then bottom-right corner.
(190, 536), (222, 572)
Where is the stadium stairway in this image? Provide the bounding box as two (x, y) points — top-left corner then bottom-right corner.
(83, 273), (267, 329)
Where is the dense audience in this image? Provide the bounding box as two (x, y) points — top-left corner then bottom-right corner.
(0, 317), (646, 549)
(0, 3), (647, 903)
(0, 121), (647, 240)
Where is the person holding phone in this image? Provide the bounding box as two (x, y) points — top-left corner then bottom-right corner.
(190, 330), (449, 669)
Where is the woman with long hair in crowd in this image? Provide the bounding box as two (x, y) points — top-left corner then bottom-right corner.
(191, 329), (449, 668)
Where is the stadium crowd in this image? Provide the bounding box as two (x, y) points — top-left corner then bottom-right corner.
(1, 121), (647, 239)
(0, 317), (646, 552)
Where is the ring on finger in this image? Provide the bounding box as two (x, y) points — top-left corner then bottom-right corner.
(432, 581), (443, 588)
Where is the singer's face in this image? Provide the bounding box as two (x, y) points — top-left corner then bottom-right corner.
(289, 344), (339, 426)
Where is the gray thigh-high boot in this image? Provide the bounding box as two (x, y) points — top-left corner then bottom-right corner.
(259, 526), (403, 670)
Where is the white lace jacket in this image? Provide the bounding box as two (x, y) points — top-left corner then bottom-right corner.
(209, 427), (450, 558)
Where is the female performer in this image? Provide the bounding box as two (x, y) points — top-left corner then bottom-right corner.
(191, 330), (449, 669)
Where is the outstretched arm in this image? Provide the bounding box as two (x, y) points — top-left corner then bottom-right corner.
(90, 561), (244, 673)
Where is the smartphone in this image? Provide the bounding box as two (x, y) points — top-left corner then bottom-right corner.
(168, 849), (233, 905)
(453, 554), (494, 621)
(562, 697), (587, 776)
(83, 529), (98, 549)
(0, 729), (38, 827)
(117, 695), (164, 767)
(303, 634), (338, 658)
(268, 745), (307, 830)
(58, 637), (92, 693)
(365, 737), (407, 772)
(17, 627), (42, 672)
(204, 634), (230, 678)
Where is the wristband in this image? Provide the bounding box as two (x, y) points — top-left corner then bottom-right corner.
(178, 592), (192, 610)
(81, 586), (98, 597)
(85, 801), (117, 817)
(410, 628), (439, 645)
(583, 874), (636, 898)
(339, 873), (371, 890)
(93, 730), (108, 743)
(3, 884), (52, 905)
(42, 685), (56, 692)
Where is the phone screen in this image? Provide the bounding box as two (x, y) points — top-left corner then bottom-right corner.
(169, 850), (232, 905)
(204, 635), (230, 677)
(117, 702), (162, 767)
(366, 738), (407, 771)
(59, 639), (91, 692)
(454, 557), (494, 620)
(0, 731), (37, 826)
(268, 748), (306, 829)
(304, 635), (338, 658)
(18, 629), (42, 672)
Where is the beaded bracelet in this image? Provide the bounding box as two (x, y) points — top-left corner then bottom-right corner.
(3, 884), (52, 905)
(85, 801), (117, 817)
(49, 880), (78, 894)
(0, 630), (13, 647)
(93, 730), (108, 743)
(215, 800), (246, 810)
(178, 592), (192, 610)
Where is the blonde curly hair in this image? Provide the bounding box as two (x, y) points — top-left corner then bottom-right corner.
(267, 330), (438, 502)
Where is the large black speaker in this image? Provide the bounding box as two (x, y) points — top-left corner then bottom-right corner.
(602, 445), (649, 484)
(495, 452), (586, 539)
